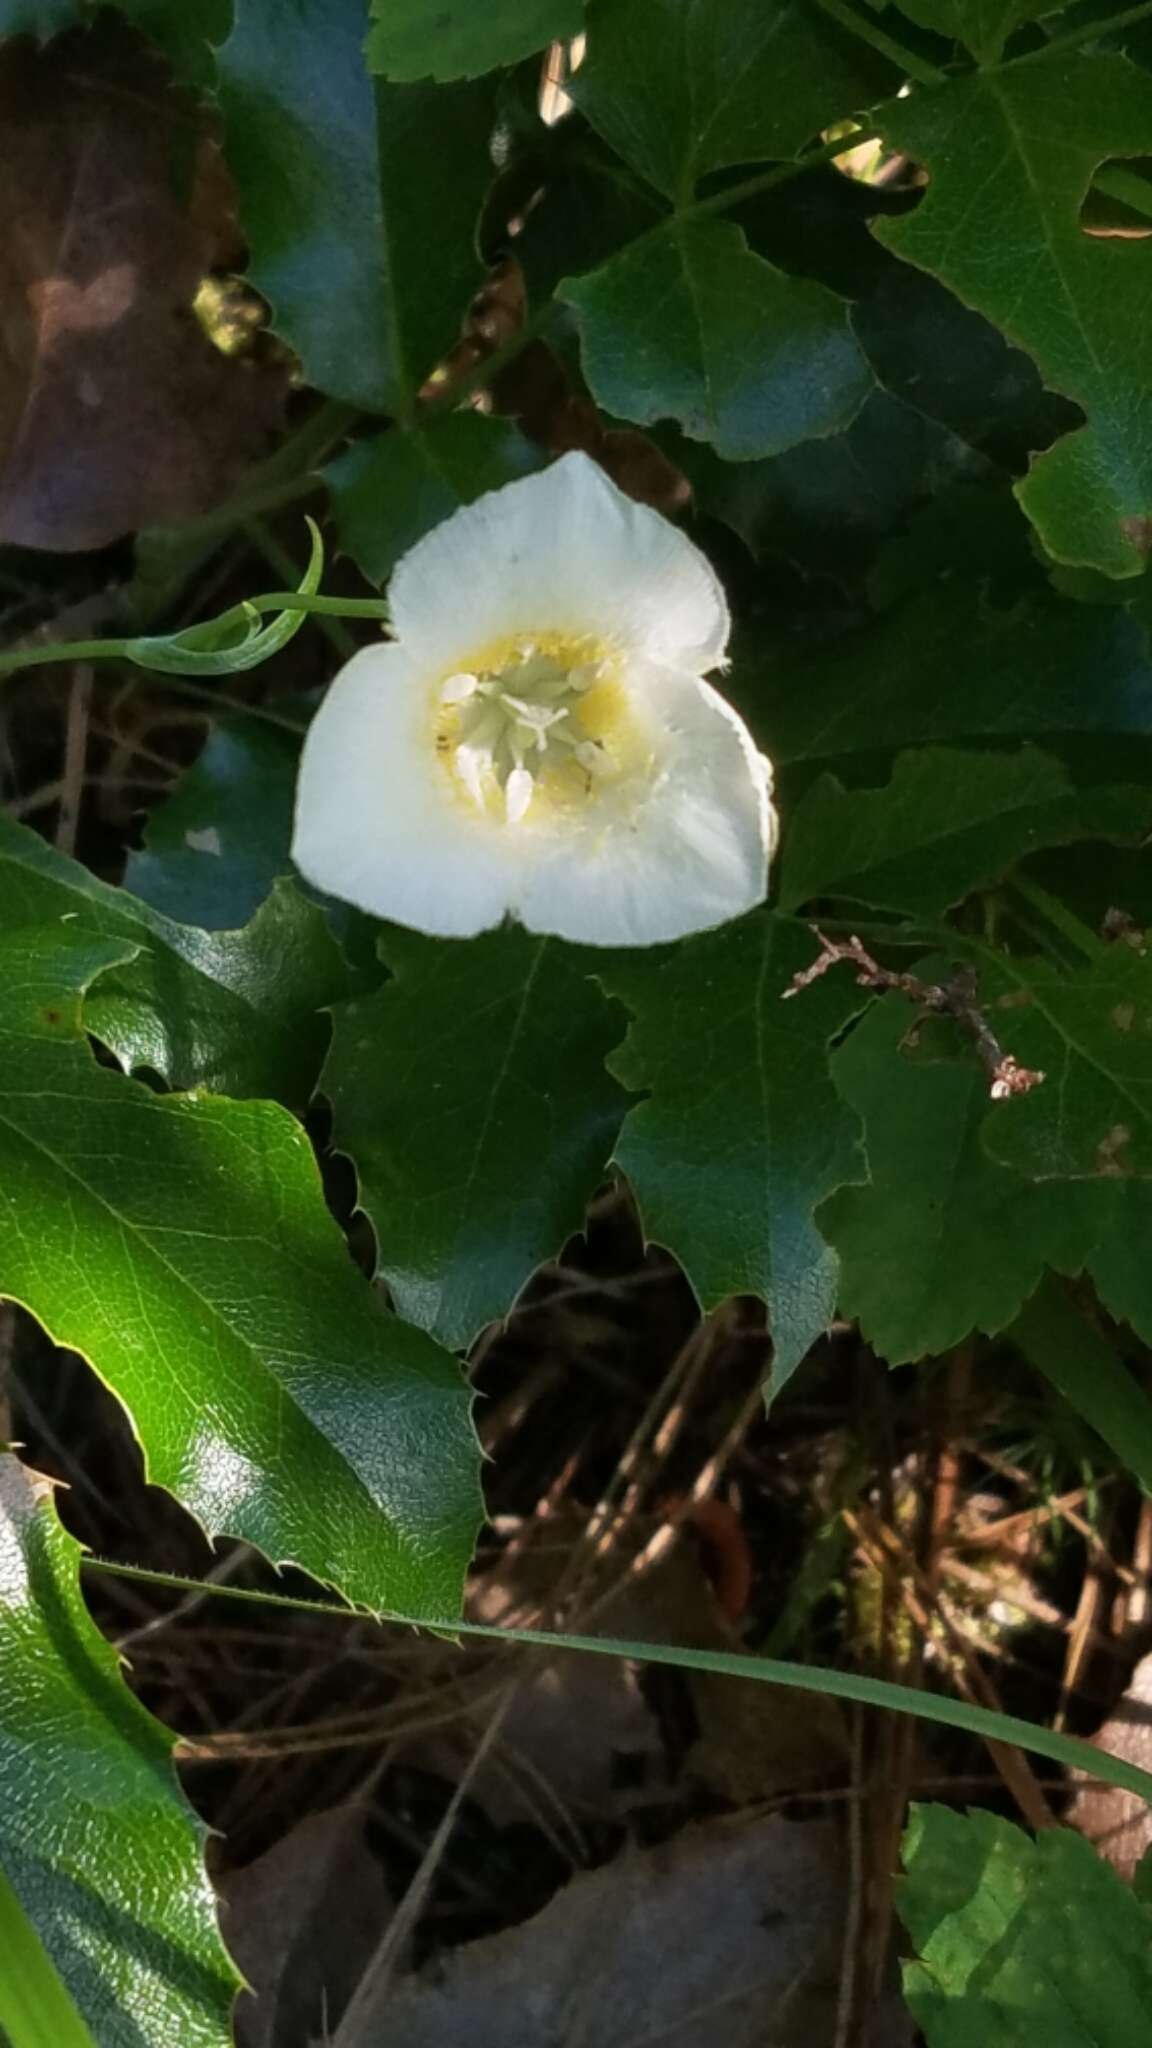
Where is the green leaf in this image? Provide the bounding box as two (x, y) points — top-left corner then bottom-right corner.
(0, 1454), (236, 2048)
(888, 0), (1043, 63)
(600, 913), (866, 1387)
(779, 747), (1152, 916)
(218, 0), (496, 415)
(0, 0), (76, 30)
(677, 391), (990, 574)
(366, 0), (582, 79)
(573, 0), (899, 201)
(1010, 1274), (1152, 1499)
(0, 814), (344, 1104)
(981, 940), (1152, 1180)
(124, 718), (302, 933)
(560, 217), (872, 460)
(874, 53), (1152, 575)
(325, 414), (542, 588)
(748, 582), (1152, 774)
(121, 0), (229, 91)
(900, 1804), (1152, 2045)
(323, 927), (629, 1350)
(0, 929), (481, 1614)
(819, 992), (1075, 1363)
(0, 1), (227, 82)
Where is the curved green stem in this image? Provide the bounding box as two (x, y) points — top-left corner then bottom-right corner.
(82, 1555), (1152, 1807)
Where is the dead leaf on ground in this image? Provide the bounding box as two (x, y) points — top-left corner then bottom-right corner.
(1068, 1650), (1152, 1879)
(220, 1804), (394, 2048)
(339, 1814), (911, 2048)
(0, 22), (286, 552)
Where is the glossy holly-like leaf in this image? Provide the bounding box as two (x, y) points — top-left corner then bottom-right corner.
(124, 718), (302, 932)
(560, 218), (872, 461)
(218, 0), (496, 414)
(900, 1804), (1152, 2045)
(366, 0), (583, 79)
(980, 939), (1152, 1180)
(0, 814), (344, 1104)
(888, 0), (1043, 62)
(779, 747), (1152, 916)
(573, 0), (898, 201)
(874, 53), (1152, 576)
(325, 414), (542, 589)
(0, 928), (481, 1614)
(818, 993), (1077, 1363)
(0, 1454), (237, 2048)
(600, 913), (866, 1387)
(743, 581), (1152, 774)
(324, 926), (629, 1350)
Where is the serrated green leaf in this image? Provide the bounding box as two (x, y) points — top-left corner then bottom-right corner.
(0, 815), (344, 1104)
(365, 0), (582, 80)
(0, 929), (481, 1613)
(900, 1804), (1152, 2045)
(573, 0), (898, 201)
(599, 913), (866, 1386)
(779, 747), (1152, 916)
(324, 927), (629, 1350)
(0, 1454), (236, 2048)
(819, 993), (1076, 1362)
(325, 414), (542, 589)
(874, 53), (1152, 575)
(888, 0), (1043, 63)
(124, 719), (302, 932)
(561, 217), (872, 461)
(218, 0), (495, 415)
(981, 941), (1152, 1179)
(748, 582), (1152, 774)
(678, 391), (989, 574)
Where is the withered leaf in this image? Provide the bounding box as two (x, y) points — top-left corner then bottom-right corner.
(0, 23), (285, 552)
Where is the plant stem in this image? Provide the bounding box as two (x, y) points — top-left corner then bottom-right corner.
(1009, 877), (1106, 959)
(814, 0), (948, 84)
(1003, 0), (1152, 67)
(684, 123), (887, 222)
(81, 1554), (1152, 1804)
(245, 517), (359, 659)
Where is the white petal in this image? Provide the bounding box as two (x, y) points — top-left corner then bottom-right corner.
(291, 643), (522, 938)
(513, 670), (774, 946)
(388, 452), (729, 679)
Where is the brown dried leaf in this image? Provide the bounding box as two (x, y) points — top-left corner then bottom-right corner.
(221, 1805), (394, 2048)
(343, 1815), (911, 2048)
(0, 23), (285, 552)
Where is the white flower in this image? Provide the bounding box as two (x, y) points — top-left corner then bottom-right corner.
(291, 452), (775, 947)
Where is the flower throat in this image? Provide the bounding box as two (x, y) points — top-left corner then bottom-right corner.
(435, 637), (621, 826)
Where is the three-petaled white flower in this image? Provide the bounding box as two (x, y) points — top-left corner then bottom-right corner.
(292, 452), (775, 947)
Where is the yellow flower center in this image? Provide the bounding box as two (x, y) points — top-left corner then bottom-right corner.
(433, 634), (638, 826)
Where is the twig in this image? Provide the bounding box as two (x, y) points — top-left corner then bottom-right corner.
(784, 928), (1045, 1101)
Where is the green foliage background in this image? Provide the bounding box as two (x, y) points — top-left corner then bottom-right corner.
(4, 0), (1152, 2039)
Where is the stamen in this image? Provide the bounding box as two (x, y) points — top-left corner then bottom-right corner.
(440, 671), (478, 705)
(455, 744), (490, 809)
(441, 640), (620, 820)
(505, 765), (534, 824)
